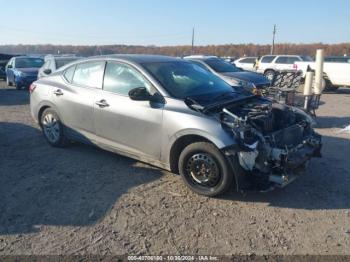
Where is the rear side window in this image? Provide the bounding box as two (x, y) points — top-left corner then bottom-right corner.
(261, 56), (276, 63)
(275, 56), (301, 64)
(64, 66), (76, 83)
(325, 57), (350, 63)
(275, 56), (288, 64)
(103, 62), (152, 95)
(72, 61), (105, 88)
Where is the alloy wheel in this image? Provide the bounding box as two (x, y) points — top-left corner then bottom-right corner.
(42, 113), (60, 143)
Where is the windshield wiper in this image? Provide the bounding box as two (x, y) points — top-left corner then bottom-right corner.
(213, 91), (239, 101)
(203, 94), (256, 113)
(184, 97), (205, 112)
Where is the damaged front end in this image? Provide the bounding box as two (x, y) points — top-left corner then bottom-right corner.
(220, 99), (322, 192)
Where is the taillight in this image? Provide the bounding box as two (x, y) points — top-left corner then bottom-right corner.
(29, 83), (36, 93)
(293, 63), (298, 70)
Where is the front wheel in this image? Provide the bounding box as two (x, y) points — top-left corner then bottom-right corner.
(178, 142), (234, 196)
(40, 108), (69, 147)
(14, 81), (21, 90)
(324, 80), (339, 92)
(6, 76), (13, 86)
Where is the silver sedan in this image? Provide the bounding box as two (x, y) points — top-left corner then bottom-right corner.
(30, 55), (322, 196)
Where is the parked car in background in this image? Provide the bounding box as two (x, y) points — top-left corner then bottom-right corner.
(234, 57), (257, 71)
(30, 55), (321, 196)
(221, 56), (236, 63)
(184, 55), (270, 91)
(324, 56), (350, 63)
(295, 60), (350, 91)
(0, 53), (17, 80)
(6, 56), (44, 89)
(0, 66), (6, 80)
(38, 54), (82, 79)
(256, 55), (313, 81)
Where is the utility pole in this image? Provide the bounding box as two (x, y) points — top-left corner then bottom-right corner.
(271, 24), (276, 55)
(191, 27), (195, 55)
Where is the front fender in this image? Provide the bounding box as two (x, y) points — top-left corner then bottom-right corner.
(167, 128), (236, 151)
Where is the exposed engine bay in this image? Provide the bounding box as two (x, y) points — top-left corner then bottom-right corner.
(219, 98), (322, 191)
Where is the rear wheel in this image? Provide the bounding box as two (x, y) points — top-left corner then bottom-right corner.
(178, 142), (234, 196)
(40, 108), (68, 147)
(264, 70), (275, 82)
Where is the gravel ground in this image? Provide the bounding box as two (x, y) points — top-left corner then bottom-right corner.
(0, 81), (349, 256)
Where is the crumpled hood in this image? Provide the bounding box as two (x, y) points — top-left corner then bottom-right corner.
(17, 68), (39, 75)
(221, 71), (270, 85)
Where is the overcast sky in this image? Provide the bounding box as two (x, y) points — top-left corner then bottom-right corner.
(0, 0), (349, 46)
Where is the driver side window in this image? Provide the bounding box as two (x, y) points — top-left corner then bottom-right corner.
(103, 62), (153, 95)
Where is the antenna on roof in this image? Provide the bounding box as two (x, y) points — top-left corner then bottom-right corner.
(191, 27), (195, 55)
(271, 24), (277, 55)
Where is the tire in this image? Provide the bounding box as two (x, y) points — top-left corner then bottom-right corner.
(14, 81), (21, 90)
(178, 142), (234, 197)
(6, 76), (13, 86)
(324, 80), (339, 92)
(264, 70), (275, 82)
(40, 108), (69, 147)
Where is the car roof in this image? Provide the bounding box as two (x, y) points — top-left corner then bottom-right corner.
(14, 55), (43, 59)
(45, 54), (78, 59)
(237, 56), (257, 59)
(87, 54), (182, 63)
(262, 54), (300, 57)
(184, 55), (218, 60)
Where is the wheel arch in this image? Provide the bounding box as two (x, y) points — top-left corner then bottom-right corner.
(264, 68), (275, 74)
(36, 101), (62, 127)
(169, 134), (212, 174)
(38, 105), (51, 126)
(168, 128), (237, 172)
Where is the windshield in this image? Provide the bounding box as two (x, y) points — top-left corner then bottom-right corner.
(142, 61), (238, 99)
(55, 58), (79, 69)
(205, 58), (241, 73)
(15, 58), (44, 68)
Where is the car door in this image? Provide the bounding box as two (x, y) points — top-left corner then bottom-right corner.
(6, 58), (15, 82)
(239, 58), (255, 71)
(53, 61), (105, 142)
(94, 61), (164, 160)
(275, 56), (301, 71)
(258, 56), (276, 73)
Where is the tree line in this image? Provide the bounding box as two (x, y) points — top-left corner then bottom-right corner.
(0, 43), (349, 58)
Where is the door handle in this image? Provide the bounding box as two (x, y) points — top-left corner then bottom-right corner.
(95, 99), (109, 108)
(53, 89), (63, 96)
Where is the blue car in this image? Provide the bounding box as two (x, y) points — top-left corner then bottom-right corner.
(6, 56), (44, 89)
(0, 66), (6, 80)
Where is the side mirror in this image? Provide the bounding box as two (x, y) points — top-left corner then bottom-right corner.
(44, 69), (52, 75)
(128, 87), (152, 101)
(7, 64), (13, 69)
